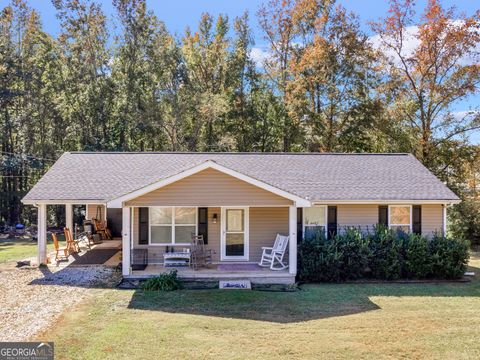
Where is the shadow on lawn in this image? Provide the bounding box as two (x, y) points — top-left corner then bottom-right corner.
(126, 265), (480, 324)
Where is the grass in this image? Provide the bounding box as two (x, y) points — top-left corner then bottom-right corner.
(0, 237), (55, 263)
(37, 253), (480, 359)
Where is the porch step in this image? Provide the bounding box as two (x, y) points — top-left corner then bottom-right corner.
(219, 279), (251, 290)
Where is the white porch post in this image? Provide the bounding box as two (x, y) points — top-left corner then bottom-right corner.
(442, 204), (447, 236)
(122, 206), (131, 276)
(37, 203), (47, 265)
(65, 203), (73, 231)
(289, 205), (297, 275)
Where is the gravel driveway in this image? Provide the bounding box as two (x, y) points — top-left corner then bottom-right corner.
(0, 263), (121, 341)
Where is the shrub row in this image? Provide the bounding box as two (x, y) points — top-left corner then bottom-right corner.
(298, 226), (469, 282)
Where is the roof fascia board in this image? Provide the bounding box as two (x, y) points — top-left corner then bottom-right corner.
(22, 200), (107, 205)
(107, 160), (311, 208)
(312, 200), (461, 205)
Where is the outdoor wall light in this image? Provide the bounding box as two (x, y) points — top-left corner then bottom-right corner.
(212, 213), (218, 224)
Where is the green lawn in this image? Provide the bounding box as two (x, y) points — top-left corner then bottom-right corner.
(38, 254), (480, 359)
(0, 238), (55, 263)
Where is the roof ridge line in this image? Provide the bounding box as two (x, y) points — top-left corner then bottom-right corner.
(67, 151), (412, 156)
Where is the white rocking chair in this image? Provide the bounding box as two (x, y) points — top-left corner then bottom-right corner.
(258, 234), (290, 270)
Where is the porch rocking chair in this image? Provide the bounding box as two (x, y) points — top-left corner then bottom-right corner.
(190, 235), (212, 270)
(64, 227), (81, 254)
(52, 233), (69, 262)
(92, 219), (111, 240)
(258, 234), (290, 270)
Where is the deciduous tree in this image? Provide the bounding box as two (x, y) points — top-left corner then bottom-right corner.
(372, 0), (480, 174)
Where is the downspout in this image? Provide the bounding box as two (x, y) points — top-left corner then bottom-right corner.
(442, 203), (448, 236)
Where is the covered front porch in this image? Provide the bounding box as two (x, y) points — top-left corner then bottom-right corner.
(110, 162), (310, 284)
(121, 205), (299, 284)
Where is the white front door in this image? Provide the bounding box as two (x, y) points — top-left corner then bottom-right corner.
(221, 207), (249, 261)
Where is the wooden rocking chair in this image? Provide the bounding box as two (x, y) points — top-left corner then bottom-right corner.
(52, 233), (69, 262)
(93, 219), (112, 240)
(258, 234), (290, 270)
(64, 227), (81, 254)
(190, 235), (212, 270)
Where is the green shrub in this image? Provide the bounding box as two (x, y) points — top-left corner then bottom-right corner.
(298, 228), (371, 282)
(141, 270), (182, 291)
(429, 234), (469, 279)
(298, 231), (330, 282)
(404, 233), (432, 278)
(368, 226), (403, 280)
(298, 225), (469, 282)
(332, 228), (371, 280)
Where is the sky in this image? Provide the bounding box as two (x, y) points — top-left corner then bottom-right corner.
(5, 0), (477, 40)
(1, 0), (479, 143)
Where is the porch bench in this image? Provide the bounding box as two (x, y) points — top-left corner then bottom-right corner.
(163, 251), (190, 267)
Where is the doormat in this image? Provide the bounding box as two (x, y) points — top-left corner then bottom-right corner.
(219, 280), (251, 289)
(70, 249), (120, 265)
(216, 264), (261, 271)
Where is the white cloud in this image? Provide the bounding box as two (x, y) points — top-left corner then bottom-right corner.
(452, 110), (477, 120)
(370, 20), (480, 66)
(370, 25), (420, 61)
(249, 46), (271, 65)
(450, 110), (480, 144)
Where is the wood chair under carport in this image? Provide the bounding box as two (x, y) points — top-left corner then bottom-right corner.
(52, 233), (69, 262)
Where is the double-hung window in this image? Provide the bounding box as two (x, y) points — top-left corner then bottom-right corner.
(303, 206), (327, 239)
(150, 207), (197, 245)
(388, 205), (412, 233)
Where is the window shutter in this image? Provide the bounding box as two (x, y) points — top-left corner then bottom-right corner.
(139, 207), (149, 245)
(198, 207), (208, 244)
(412, 205), (422, 235)
(327, 206), (337, 240)
(296, 208), (303, 242)
(378, 205), (388, 226)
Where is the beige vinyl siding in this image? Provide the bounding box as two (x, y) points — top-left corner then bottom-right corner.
(131, 206), (288, 263)
(336, 204), (443, 238)
(86, 204), (106, 220)
(249, 207), (289, 263)
(337, 204), (378, 231)
(421, 204), (443, 237)
(131, 206), (223, 263)
(207, 207), (221, 262)
(125, 168), (292, 207)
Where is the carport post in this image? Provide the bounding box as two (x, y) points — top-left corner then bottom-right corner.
(65, 203), (73, 231)
(122, 206), (131, 276)
(37, 203), (47, 265)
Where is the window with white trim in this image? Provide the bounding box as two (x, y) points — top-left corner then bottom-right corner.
(304, 206), (327, 239)
(150, 207), (196, 244)
(389, 205), (412, 233)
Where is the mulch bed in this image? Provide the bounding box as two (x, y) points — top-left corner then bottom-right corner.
(70, 249), (119, 265)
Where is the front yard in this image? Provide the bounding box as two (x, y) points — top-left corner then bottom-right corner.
(41, 254), (480, 359)
(1, 240), (479, 359)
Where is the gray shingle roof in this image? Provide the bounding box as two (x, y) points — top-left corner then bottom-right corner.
(22, 152), (459, 203)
